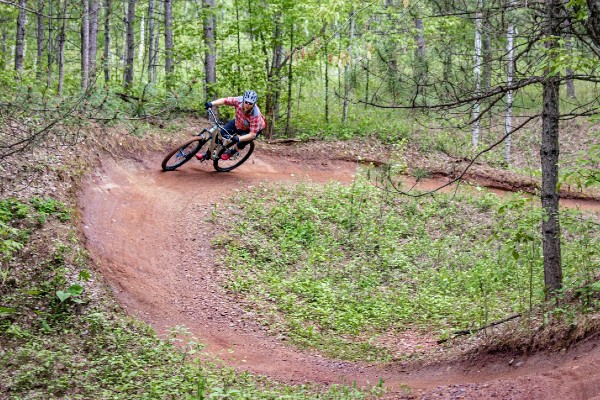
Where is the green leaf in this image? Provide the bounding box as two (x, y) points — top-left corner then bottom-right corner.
(0, 306), (16, 315)
(56, 291), (71, 303)
(67, 284), (84, 296)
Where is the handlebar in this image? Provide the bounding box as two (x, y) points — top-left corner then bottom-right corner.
(206, 107), (232, 138)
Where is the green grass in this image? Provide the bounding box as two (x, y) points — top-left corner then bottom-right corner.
(216, 173), (600, 361)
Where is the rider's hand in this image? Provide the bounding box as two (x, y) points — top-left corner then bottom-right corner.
(204, 101), (213, 109)
(231, 135), (240, 143)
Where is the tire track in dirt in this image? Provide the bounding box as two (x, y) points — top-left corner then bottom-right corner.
(79, 150), (600, 399)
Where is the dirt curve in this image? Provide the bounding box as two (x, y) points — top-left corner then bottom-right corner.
(79, 150), (600, 399)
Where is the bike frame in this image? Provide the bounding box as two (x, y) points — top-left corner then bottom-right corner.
(196, 108), (234, 161)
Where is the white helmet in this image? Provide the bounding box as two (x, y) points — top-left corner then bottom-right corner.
(243, 90), (258, 104)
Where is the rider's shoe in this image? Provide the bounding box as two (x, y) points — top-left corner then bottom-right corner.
(196, 151), (209, 161)
(220, 148), (237, 160)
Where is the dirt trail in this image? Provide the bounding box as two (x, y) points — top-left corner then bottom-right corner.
(80, 151), (600, 399)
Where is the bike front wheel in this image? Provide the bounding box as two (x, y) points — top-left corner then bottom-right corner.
(213, 141), (255, 172)
(161, 137), (208, 171)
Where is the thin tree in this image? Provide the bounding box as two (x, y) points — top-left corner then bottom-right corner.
(123, 0), (135, 88)
(57, 0), (68, 94)
(15, 0), (27, 73)
(82, 0), (90, 88)
(89, 0), (99, 76)
(285, 23), (294, 135)
(36, 0), (44, 79)
(472, 0), (483, 147)
(146, 0), (156, 82)
(203, 0), (217, 104)
(103, 0), (111, 83)
(164, 0), (174, 89)
(505, 0), (516, 164)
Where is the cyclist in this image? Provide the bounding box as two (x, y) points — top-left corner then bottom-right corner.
(197, 90), (266, 161)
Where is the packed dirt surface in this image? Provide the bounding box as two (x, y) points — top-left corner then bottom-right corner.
(80, 146), (600, 399)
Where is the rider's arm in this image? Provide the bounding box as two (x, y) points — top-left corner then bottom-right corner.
(210, 98), (226, 107)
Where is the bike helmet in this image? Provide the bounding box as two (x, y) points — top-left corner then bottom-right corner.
(243, 90), (258, 105)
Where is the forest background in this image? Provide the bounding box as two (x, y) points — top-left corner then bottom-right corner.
(1, 0), (600, 398)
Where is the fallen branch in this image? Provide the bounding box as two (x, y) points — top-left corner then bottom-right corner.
(438, 313), (522, 344)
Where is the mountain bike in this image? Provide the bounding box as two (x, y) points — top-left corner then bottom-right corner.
(161, 108), (255, 172)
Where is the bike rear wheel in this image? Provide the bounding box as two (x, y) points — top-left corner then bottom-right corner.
(161, 137), (208, 171)
(213, 141), (255, 172)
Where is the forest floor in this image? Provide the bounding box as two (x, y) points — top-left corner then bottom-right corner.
(77, 134), (600, 399)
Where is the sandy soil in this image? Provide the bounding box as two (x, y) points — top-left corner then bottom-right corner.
(79, 148), (600, 399)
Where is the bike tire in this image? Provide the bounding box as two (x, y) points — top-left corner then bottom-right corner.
(161, 137), (207, 171)
(213, 141), (255, 172)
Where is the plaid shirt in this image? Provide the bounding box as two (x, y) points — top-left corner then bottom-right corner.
(223, 96), (266, 136)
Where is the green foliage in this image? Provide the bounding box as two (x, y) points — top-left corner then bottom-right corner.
(560, 131), (600, 189)
(0, 315), (381, 399)
(215, 176), (599, 361)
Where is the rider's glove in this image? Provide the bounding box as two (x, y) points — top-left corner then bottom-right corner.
(204, 101), (213, 109)
(231, 135), (240, 143)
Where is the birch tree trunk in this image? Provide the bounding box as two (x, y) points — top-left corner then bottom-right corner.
(541, 0), (563, 298)
(472, 0), (483, 148)
(15, 0), (27, 73)
(103, 0), (111, 83)
(164, 0), (174, 88)
(505, 0), (515, 164)
(203, 0), (217, 104)
(81, 0), (90, 89)
(36, 0), (44, 79)
(123, 0), (135, 88)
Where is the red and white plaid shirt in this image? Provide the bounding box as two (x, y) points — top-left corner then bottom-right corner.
(223, 96), (266, 136)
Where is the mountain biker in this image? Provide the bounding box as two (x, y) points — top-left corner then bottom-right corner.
(197, 90), (266, 161)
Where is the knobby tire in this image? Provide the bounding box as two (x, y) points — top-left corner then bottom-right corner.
(214, 141), (255, 172)
(161, 137), (207, 171)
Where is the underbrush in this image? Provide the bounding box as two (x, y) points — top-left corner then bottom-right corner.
(0, 196), (383, 399)
(216, 170), (600, 362)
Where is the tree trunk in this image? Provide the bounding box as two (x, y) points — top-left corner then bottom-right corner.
(46, 0), (53, 87)
(234, 0), (241, 93)
(147, 0), (155, 82)
(324, 37), (329, 123)
(15, 0), (27, 73)
(81, 0), (90, 89)
(89, 0), (99, 76)
(265, 11), (283, 139)
(36, 0), (44, 79)
(342, 8), (354, 124)
(58, 0), (68, 94)
(285, 24), (293, 136)
(203, 0), (217, 104)
(164, 0), (174, 89)
(541, 0), (563, 299)
(123, 0), (135, 88)
(103, 0), (111, 83)
(472, 0), (483, 148)
(1, 20), (7, 70)
(414, 16), (426, 98)
(562, 0), (576, 97)
(505, 0), (516, 164)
